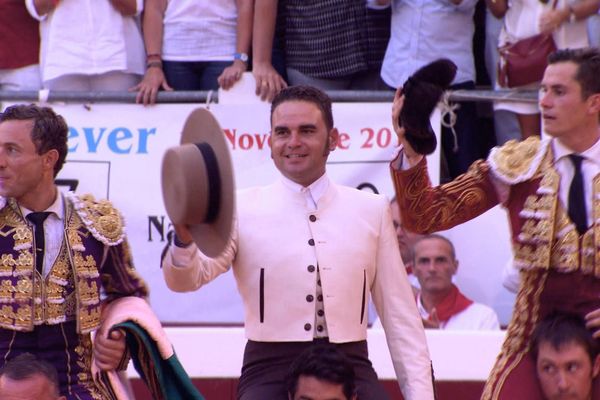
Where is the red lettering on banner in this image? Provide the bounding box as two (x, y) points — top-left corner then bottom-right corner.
(360, 127), (396, 149)
(239, 134), (253, 149)
(360, 128), (375, 148)
(224, 129), (236, 148)
(254, 134), (270, 149)
(337, 133), (350, 150)
(223, 129), (271, 150)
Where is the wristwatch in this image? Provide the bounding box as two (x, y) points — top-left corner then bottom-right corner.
(234, 52), (249, 63)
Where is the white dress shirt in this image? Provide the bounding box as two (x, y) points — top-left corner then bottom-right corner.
(25, 0), (145, 82)
(20, 192), (64, 278)
(381, 0), (478, 88)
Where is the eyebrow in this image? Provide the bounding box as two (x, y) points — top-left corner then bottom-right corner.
(273, 123), (318, 131)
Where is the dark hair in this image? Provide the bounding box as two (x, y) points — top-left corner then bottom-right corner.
(287, 345), (356, 400)
(414, 233), (456, 261)
(0, 353), (60, 396)
(271, 85), (334, 130)
(531, 311), (598, 363)
(0, 104), (69, 176)
(548, 48), (600, 99)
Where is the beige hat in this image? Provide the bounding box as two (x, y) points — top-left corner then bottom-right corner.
(161, 108), (235, 258)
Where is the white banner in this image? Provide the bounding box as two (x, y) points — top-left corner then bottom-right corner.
(2, 100), (515, 325)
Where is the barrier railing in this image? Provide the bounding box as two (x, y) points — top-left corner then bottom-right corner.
(0, 88), (538, 104)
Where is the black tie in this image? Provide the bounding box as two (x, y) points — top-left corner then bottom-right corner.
(568, 154), (587, 235)
(27, 212), (51, 275)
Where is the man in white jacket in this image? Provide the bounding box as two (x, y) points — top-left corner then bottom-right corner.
(162, 85), (434, 400)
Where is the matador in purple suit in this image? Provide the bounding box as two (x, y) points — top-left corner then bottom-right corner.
(0, 104), (148, 399)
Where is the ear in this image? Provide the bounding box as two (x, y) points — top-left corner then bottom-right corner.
(452, 260), (459, 275)
(586, 93), (600, 115)
(592, 354), (600, 378)
(328, 128), (339, 151)
(43, 149), (59, 173)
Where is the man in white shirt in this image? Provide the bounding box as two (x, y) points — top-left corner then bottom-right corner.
(413, 234), (499, 330)
(162, 85), (434, 400)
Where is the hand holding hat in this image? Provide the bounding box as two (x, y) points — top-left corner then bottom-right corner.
(396, 59), (457, 155)
(161, 108), (235, 258)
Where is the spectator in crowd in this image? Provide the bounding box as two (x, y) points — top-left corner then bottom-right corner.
(0, 353), (65, 400)
(252, 1), (386, 102)
(162, 85), (434, 400)
(0, 0), (41, 91)
(286, 345), (357, 400)
(380, 0), (484, 180)
(24, 0), (145, 91)
(484, 7), (521, 146)
(412, 234), (500, 330)
(133, 0), (253, 105)
(0, 104), (148, 399)
(486, 0), (600, 139)
(372, 233), (500, 329)
(390, 47), (600, 399)
(531, 312), (600, 400)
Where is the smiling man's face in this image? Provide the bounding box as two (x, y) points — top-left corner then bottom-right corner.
(270, 100), (338, 187)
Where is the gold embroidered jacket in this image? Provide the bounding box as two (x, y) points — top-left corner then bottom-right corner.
(0, 193), (148, 334)
(391, 136), (600, 276)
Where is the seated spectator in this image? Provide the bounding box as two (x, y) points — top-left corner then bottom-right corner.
(133, 0), (252, 105)
(25, 0), (145, 91)
(0, 353), (66, 400)
(413, 234), (499, 330)
(372, 233), (499, 330)
(531, 312), (600, 400)
(286, 345), (357, 400)
(0, 0), (41, 90)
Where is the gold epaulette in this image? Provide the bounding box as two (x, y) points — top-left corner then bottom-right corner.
(487, 136), (550, 184)
(68, 193), (125, 246)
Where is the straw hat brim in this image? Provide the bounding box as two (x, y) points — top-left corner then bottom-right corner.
(161, 108), (235, 258)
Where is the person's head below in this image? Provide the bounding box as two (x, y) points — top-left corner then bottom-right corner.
(0, 353), (66, 400)
(270, 85), (339, 187)
(412, 234), (458, 297)
(531, 311), (600, 400)
(0, 104), (68, 209)
(540, 47), (600, 151)
(390, 197), (424, 267)
(286, 345), (357, 400)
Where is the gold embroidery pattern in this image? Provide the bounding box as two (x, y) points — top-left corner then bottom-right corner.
(400, 160), (495, 233)
(74, 333), (106, 400)
(66, 207), (102, 334)
(73, 253), (100, 279)
(78, 307), (101, 334)
(70, 193), (125, 246)
(594, 176), (600, 277)
(483, 270), (548, 400)
(489, 136), (545, 183)
(0, 254), (16, 277)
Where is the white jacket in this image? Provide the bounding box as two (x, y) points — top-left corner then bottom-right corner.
(163, 178), (434, 400)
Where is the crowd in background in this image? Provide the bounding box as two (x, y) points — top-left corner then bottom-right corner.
(2, 0), (599, 183)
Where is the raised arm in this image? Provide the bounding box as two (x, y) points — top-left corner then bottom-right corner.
(389, 90), (499, 233)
